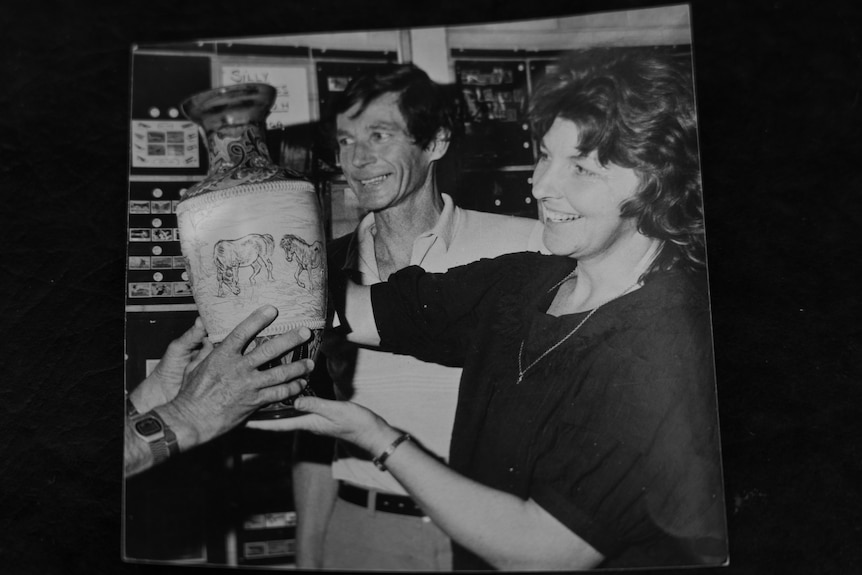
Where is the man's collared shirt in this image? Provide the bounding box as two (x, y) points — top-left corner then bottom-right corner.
(330, 193), (544, 495)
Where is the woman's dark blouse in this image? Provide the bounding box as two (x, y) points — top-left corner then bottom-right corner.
(371, 252), (727, 570)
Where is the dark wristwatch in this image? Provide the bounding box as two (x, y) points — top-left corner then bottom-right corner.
(131, 410), (179, 465)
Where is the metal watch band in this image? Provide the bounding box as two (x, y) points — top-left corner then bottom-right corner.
(148, 433), (171, 464)
(132, 410), (179, 465)
(163, 421), (179, 458)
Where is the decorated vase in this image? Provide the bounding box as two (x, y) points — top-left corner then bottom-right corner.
(176, 83), (326, 419)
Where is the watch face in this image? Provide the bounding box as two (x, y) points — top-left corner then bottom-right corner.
(135, 416), (164, 436)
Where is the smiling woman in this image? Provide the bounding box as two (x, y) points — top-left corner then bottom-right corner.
(532, 118), (648, 269)
(529, 47), (705, 277)
(279, 47), (726, 571)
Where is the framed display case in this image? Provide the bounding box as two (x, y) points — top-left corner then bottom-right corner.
(129, 54), (211, 177)
(126, 180), (196, 307)
(455, 58), (534, 169)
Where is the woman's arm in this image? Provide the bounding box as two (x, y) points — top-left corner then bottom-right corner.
(339, 256), (525, 353)
(291, 396), (605, 571)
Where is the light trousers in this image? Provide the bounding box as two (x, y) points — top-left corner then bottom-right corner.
(322, 495), (453, 571)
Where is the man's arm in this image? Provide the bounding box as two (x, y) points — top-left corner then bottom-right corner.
(123, 403), (203, 478)
(128, 317), (209, 414)
(124, 416), (154, 478)
(340, 281), (378, 345)
(124, 306), (314, 477)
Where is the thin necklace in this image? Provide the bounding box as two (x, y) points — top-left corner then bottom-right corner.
(516, 276), (640, 384)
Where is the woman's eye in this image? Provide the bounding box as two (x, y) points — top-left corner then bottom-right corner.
(337, 137), (353, 147)
(371, 132), (391, 142)
(573, 163), (597, 177)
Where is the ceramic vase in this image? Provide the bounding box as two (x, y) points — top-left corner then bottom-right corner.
(176, 83), (326, 419)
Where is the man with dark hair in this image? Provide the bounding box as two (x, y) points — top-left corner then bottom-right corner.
(290, 64), (544, 570)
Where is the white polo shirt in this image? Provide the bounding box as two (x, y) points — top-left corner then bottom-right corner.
(331, 194), (544, 494)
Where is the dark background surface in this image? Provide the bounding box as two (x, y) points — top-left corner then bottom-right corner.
(1, 0), (860, 573)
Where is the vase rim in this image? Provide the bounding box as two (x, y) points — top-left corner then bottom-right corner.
(181, 83), (277, 124)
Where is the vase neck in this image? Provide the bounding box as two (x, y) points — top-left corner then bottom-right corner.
(205, 121), (274, 174)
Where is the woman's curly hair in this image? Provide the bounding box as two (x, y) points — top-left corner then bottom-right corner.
(530, 47), (705, 275)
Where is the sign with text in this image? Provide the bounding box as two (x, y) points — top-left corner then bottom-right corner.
(220, 65), (311, 129)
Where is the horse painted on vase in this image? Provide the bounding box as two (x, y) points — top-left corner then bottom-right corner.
(280, 234), (323, 290)
(213, 233), (275, 297)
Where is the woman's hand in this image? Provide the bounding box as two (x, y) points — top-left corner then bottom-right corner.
(249, 395), (399, 457)
(296, 396), (400, 455)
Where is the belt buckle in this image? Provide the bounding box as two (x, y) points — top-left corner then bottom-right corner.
(376, 492), (423, 517)
(340, 482), (424, 517)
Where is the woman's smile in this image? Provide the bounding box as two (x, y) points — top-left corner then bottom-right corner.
(542, 206), (583, 223)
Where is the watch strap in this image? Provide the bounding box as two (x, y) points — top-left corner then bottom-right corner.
(162, 418), (179, 458)
(148, 431), (171, 463)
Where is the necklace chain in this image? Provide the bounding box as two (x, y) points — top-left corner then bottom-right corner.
(516, 278), (640, 384)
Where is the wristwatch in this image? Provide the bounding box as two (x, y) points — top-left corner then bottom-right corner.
(131, 410), (179, 465)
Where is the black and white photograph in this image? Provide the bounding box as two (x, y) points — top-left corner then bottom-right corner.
(150, 228), (174, 242)
(122, 4), (728, 571)
(172, 282), (193, 298)
(129, 228), (153, 242)
(130, 201), (152, 214)
(129, 283), (153, 299)
(150, 256), (173, 270)
(129, 256), (151, 271)
(150, 200), (172, 215)
(2, 0), (861, 574)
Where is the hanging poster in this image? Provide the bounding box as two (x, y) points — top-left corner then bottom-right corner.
(220, 65), (311, 129)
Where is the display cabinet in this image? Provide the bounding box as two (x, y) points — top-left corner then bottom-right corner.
(449, 52), (561, 219)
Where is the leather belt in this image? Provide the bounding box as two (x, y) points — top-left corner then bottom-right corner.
(338, 481), (425, 517)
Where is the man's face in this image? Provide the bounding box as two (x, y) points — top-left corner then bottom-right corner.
(336, 92), (442, 212)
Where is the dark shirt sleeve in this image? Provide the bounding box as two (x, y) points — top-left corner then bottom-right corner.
(529, 297), (726, 566)
(371, 255), (522, 367)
